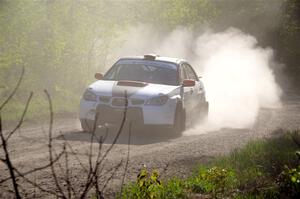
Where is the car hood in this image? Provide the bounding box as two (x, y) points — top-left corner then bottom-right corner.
(88, 80), (180, 98)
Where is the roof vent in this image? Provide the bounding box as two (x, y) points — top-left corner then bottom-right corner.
(144, 54), (158, 60)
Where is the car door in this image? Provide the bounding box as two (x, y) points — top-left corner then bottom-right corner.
(180, 63), (194, 118)
(182, 63), (203, 110)
(187, 64), (206, 105)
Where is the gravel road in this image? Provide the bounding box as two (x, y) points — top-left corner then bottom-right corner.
(1, 96), (300, 198)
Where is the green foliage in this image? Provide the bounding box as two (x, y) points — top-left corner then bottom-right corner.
(160, 178), (186, 199)
(142, 0), (216, 29)
(120, 169), (186, 199)
(210, 133), (300, 198)
(137, 169), (163, 199)
(120, 132), (300, 198)
(186, 166), (237, 198)
(120, 168), (163, 199)
(277, 165), (300, 198)
(215, 134), (299, 178)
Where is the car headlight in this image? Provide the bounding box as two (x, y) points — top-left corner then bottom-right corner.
(145, 95), (169, 106)
(83, 89), (97, 102)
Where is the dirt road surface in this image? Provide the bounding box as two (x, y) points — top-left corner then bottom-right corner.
(1, 95), (300, 198)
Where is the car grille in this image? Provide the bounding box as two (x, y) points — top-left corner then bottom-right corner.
(96, 105), (144, 124)
(99, 96), (111, 103)
(131, 98), (145, 105)
(112, 98), (127, 106)
(111, 97), (144, 106)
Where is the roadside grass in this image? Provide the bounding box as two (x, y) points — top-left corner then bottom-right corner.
(1, 92), (79, 123)
(119, 131), (300, 199)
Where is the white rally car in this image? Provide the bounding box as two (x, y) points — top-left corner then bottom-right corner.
(80, 54), (208, 135)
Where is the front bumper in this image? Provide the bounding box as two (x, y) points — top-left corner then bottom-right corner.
(79, 98), (177, 126)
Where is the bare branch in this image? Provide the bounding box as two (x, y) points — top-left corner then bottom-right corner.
(88, 113), (98, 173)
(59, 131), (88, 173)
(94, 174), (102, 199)
(11, 146), (66, 198)
(0, 114), (21, 199)
(120, 122), (132, 194)
(80, 112), (103, 198)
(98, 90), (128, 165)
(93, 133), (106, 199)
(0, 150), (64, 184)
(33, 174), (37, 199)
(101, 160), (123, 192)
(44, 89), (67, 199)
(13, 168), (61, 196)
(0, 71), (134, 198)
(80, 91), (128, 198)
(64, 149), (72, 199)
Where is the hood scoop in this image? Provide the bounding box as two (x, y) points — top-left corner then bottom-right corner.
(117, 80), (147, 87)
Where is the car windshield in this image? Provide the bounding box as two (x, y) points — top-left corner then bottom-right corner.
(104, 59), (178, 86)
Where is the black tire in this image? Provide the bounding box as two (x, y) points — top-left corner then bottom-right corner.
(171, 105), (186, 136)
(80, 119), (95, 133)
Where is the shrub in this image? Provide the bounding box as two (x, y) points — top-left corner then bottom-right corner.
(277, 165), (300, 198)
(186, 166), (237, 198)
(120, 168), (163, 199)
(160, 178), (186, 199)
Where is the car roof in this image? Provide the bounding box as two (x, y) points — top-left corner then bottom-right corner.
(118, 55), (187, 65)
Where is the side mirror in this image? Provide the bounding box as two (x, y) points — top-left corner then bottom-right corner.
(95, 72), (104, 80)
(182, 79), (195, 87)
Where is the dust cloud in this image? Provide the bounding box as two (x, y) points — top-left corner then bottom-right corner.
(112, 25), (282, 133)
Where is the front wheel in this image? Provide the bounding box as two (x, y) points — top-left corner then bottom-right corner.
(170, 105), (186, 136)
(80, 119), (95, 133)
